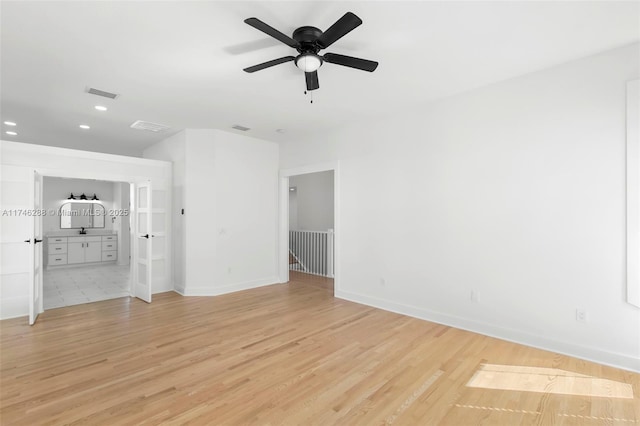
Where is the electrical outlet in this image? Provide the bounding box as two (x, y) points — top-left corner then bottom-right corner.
(576, 309), (587, 322)
(470, 290), (479, 303)
(227, 267), (232, 274)
(380, 278), (386, 287)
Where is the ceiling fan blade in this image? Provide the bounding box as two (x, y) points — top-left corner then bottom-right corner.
(305, 71), (319, 91)
(323, 53), (378, 72)
(317, 12), (362, 49)
(244, 18), (300, 49)
(243, 56), (296, 73)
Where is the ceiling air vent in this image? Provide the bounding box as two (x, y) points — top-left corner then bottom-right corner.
(231, 125), (250, 131)
(130, 120), (171, 132)
(86, 87), (119, 99)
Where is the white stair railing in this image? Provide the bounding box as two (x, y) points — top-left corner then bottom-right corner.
(289, 248), (308, 273)
(289, 229), (334, 278)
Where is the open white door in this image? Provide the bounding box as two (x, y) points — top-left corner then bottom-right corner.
(134, 182), (152, 303)
(29, 171), (44, 324)
(0, 166), (42, 324)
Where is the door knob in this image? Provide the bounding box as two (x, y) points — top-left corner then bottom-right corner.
(142, 234), (149, 239)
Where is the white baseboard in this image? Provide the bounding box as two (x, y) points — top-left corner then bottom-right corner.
(0, 296), (29, 320)
(335, 289), (640, 373)
(152, 279), (173, 294)
(173, 283), (186, 295)
(180, 276), (280, 296)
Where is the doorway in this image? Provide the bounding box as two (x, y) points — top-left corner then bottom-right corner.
(0, 148), (170, 325)
(288, 171), (335, 280)
(42, 177), (132, 309)
(279, 162), (340, 294)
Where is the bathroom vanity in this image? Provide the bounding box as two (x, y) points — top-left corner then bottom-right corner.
(47, 234), (118, 268)
(46, 196), (120, 268)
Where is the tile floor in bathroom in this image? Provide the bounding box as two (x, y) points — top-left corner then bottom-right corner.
(43, 264), (131, 309)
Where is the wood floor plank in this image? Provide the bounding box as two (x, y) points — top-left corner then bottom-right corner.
(1, 273), (638, 425)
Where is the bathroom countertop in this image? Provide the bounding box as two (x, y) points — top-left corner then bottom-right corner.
(46, 231), (117, 238)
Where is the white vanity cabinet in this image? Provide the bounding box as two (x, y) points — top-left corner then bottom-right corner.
(67, 239), (84, 264)
(67, 236), (102, 264)
(101, 235), (117, 261)
(48, 237), (68, 266)
(47, 235), (118, 268)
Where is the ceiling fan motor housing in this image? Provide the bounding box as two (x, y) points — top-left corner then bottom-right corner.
(292, 26), (323, 54)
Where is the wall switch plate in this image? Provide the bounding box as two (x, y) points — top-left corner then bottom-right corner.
(576, 309), (587, 322)
(471, 290), (479, 303)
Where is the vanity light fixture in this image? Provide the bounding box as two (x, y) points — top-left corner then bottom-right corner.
(4, 121), (17, 126)
(67, 192), (100, 201)
(94, 105), (107, 111)
(5, 131), (17, 136)
(79, 124), (90, 130)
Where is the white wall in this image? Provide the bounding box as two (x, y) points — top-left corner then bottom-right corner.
(43, 177), (115, 235)
(289, 171), (334, 231)
(0, 141), (173, 319)
(144, 129), (279, 296)
(279, 43), (640, 372)
(288, 190), (298, 231)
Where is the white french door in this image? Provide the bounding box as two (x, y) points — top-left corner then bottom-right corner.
(30, 171), (44, 324)
(133, 181), (167, 303)
(134, 182), (152, 303)
(0, 166), (42, 325)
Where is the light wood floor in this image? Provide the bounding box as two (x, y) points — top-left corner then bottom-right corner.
(1, 273), (638, 425)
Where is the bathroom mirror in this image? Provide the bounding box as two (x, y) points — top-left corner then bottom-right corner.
(60, 202), (105, 229)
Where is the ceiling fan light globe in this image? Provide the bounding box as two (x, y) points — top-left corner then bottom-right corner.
(295, 54), (322, 72)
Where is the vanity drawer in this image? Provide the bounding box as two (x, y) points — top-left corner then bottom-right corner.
(49, 243), (67, 254)
(86, 236), (101, 243)
(102, 235), (117, 241)
(102, 251), (117, 262)
(48, 237), (67, 244)
(102, 241), (117, 251)
(48, 254), (68, 266)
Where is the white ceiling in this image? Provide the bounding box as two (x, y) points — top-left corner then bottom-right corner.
(2, 1), (638, 156)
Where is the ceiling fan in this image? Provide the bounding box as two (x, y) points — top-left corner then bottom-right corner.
(242, 12), (379, 92)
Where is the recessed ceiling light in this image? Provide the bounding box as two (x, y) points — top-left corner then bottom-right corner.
(94, 105), (108, 111)
(79, 124), (90, 130)
(5, 131), (17, 136)
(4, 121), (17, 126)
